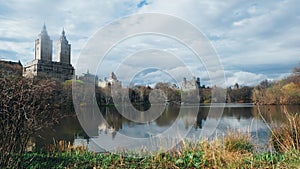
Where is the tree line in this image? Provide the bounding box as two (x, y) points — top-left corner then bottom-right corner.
(253, 66), (300, 105)
(73, 65), (300, 106)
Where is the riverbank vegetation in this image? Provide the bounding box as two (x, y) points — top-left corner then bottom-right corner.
(270, 108), (300, 153)
(252, 63), (300, 105)
(253, 74), (300, 105)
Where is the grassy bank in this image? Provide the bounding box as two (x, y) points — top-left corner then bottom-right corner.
(4, 109), (300, 168)
(16, 128), (300, 169)
(17, 141), (300, 169)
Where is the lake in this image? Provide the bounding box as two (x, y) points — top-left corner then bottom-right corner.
(34, 104), (300, 152)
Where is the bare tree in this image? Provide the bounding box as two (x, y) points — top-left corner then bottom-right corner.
(0, 77), (63, 168)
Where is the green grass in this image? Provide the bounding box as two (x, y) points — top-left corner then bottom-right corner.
(14, 136), (300, 169)
(16, 148), (300, 169)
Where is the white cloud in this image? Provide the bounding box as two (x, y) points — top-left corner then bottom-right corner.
(225, 71), (267, 87)
(0, 0), (299, 86)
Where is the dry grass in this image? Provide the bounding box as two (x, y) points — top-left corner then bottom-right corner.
(18, 131), (300, 168)
(171, 133), (254, 168)
(270, 107), (300, 153)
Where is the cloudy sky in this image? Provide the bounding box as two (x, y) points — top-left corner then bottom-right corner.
(0, 0), (299, 87)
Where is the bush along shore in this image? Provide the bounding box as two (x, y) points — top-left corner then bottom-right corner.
(6, 110), (300, 169)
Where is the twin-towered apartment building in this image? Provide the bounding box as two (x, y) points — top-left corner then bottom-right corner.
(23, 24), (74, 81)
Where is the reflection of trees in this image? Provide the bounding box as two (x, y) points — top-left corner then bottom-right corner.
(77, 105), (104, 137)
(155, 106), (209, 130)
(194, 107), (209, 130)
(222, 107), (253, 121)
(35, 117), (87, 149)
(252, 105), (300, 124)
(178, 107), (201, 130)
(89, 105), (300, 136)
(99, 106), (124, 133)
(101, 105), (210, 130)
(155, 106), (180, 126)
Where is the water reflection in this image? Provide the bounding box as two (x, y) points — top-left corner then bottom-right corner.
(34, 104), (300, 152)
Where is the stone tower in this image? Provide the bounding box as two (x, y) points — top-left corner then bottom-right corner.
(56, 28), (71, 64)
(35, 24), (53, 61)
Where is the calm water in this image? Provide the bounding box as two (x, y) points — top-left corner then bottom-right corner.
(34, 104), (300, 152)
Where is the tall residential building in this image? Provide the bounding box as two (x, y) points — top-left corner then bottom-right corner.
(56, 29), (71, 64)
(35, 24), (52, 61)
(23, 24), (74, 81)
